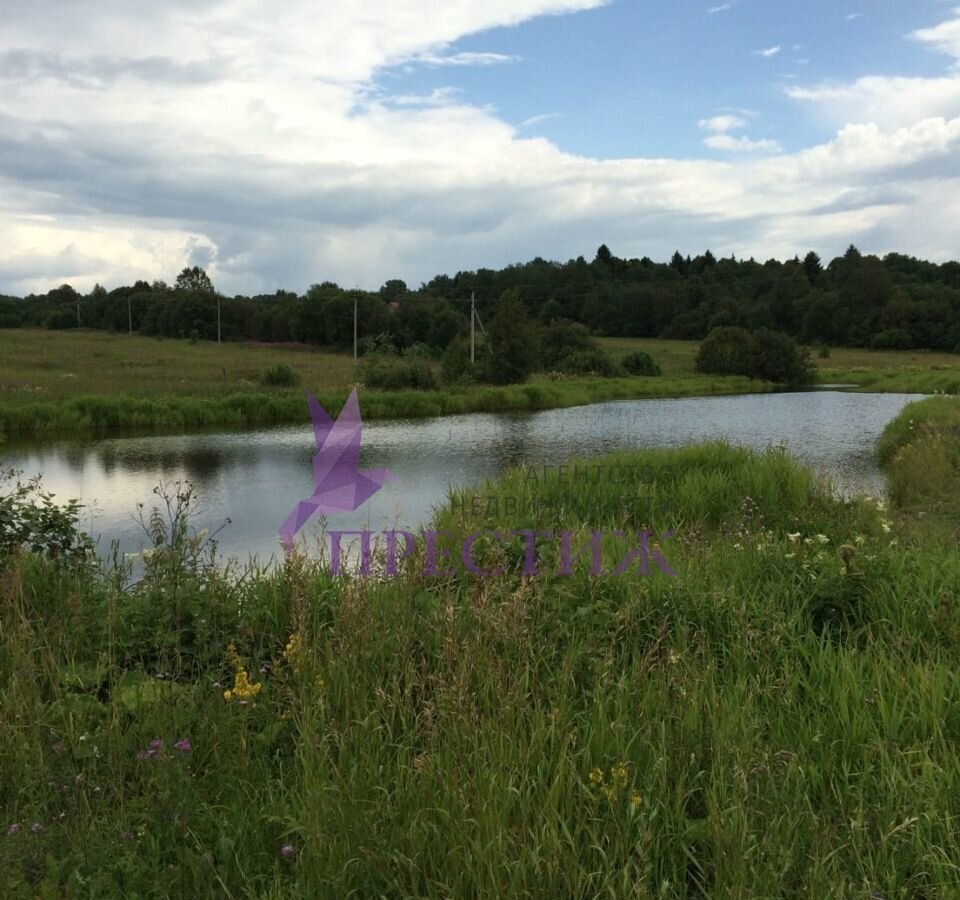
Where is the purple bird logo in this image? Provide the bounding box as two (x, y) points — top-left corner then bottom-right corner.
(279, 388), (396, 552)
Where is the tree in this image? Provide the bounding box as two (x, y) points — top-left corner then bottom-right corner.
(802, 251), (823, 285)
(482, 288), (538, 384)
(175, 266), (215, 295)
(380, 279), (407, 297)
(595, 244), (613, 264)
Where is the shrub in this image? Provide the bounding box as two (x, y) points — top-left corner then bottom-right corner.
(360, 353), (438, 390)
(870, 328), (912, 351)
(259, 364), (300, 387)
(818, 345), (831, 359)
(621, 350), (662, 376)
(753, 328), (815, 385)
(358, 332), (397, 356)
(696, 326), (814, 386)
(441, 339), (476, 385)
(554, 348), (622, 377)
(0, 468), (94, 562)
(539, 321), (593, 369)
(695, 327), (758, 377)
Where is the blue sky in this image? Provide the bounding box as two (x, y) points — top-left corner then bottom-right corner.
(380, 1), (949, 158)
(1, 0), (960, 294)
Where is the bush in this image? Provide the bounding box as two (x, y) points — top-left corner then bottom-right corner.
(696, 326), (814, 386)
(358, 332), (398, 356)
(753, 328), (815, 385)
(259, 364), (300, 387)
(539, 321), (593, 369)
(818, 345), (831, 359)
(441, 339), (476, 385)
(360, 353), (438, 390)
(870, 328), (912, 351)
(0, 469), (94, 562)
(554, 348), (622, 377)
(621, 350), (662, 376)
(538, 321), (622, 377)
(695, 326), (757, 377)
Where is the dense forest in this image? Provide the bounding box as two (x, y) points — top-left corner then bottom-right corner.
(2, 244), (960, 354)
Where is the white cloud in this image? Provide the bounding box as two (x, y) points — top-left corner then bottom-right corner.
(786, 76), (960, 130)
(518, 112), (562, 128)
(703, 134), (781, 152)
(846, 13), (863, 21)
(698, 114), (747, 133)
(2, 2), (960, 295)
(753, 45), (781, 58)
(412, 51), (517, 67)
(707, 3), (731, 13)
(910, 9), (960, 60)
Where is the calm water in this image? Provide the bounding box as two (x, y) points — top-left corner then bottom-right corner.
(2, 391), (925, 566)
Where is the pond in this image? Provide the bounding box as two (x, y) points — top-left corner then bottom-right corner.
(2, 390), (924, 566)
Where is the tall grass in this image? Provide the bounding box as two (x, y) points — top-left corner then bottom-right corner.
(0, 375), (768, 437)
(3, 442), (960, 896)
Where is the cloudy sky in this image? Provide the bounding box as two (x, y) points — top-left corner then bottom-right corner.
(2, 0), (960, 296)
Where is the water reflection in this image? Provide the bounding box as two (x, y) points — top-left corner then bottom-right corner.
(2, 390), (925, 567)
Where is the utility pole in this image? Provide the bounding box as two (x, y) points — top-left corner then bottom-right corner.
(217, 295), (221, 344)
(470, 291), (475, 365)
(76, 300), (81, 327)
(127, 295), (132, 335)
(353, 294), (358, 360)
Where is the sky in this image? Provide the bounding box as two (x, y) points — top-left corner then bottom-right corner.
(2, 0), (960, 296)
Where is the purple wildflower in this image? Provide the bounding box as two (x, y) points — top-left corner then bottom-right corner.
(51, 742), (66, 755)
(30, 823), (44, 834)
(279, 843), (296, 859)
(122, 830), (134, 841)
(7, 824), (20, 836)
(148, 739), (164, 751)
(173, 738), (191, 753)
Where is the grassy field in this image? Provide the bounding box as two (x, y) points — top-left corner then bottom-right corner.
(2, 397), (960, 896)
(2, 329), (959, 437)
(599, 335), (960, 391)
(0, 330), (767, 437)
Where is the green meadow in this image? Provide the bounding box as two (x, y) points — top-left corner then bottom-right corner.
(2, 395), (960, 897)
(3, 328), (960, 436)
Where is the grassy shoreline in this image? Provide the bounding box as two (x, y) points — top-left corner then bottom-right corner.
(3, 403), (960, 894)
(2, 329), (959, 438)
(0, 374), (771, 438)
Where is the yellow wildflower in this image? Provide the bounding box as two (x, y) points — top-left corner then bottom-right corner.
(630, 791), (643, 810)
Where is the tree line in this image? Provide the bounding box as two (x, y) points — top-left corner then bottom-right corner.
(3, 245), (960, 354)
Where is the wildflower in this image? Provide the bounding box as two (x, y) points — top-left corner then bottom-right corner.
(148, 739), (164, 751)
(7, 824), (19, 836)
(787, 532), (801, 543)
(173, 738), (191, 753)
(588, 768), (604, 785)
(815, 534), (829, 544)
(784, 552), (795, 559)
(122, 831), (134, 841)
(30, 823), (43, 834)
(283, 631), (307, 676)
(280, 844), (296, 859)
(611, 763), (628, 787)
(224, 669), (262, 702)
(51, 742), (66, 755)
(880, 522), (891, 534)
(804, 537), (814, 545)
(630, 792), (643, 810)
(854, 535), (866, 546)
